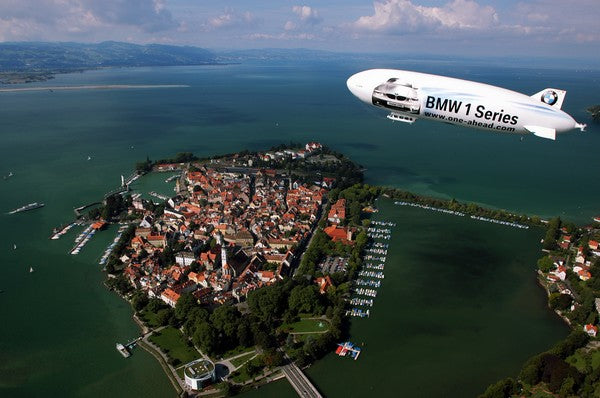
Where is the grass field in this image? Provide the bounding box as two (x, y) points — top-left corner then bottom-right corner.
(149, 326), (200, 366)
(279, 317), (330, 334)
(230, 352), (256, 368)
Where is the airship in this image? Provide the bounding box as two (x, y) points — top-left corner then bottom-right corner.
(346, 69), (586, 140)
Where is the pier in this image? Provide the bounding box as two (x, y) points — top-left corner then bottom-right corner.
(103, 172), (140, 199)
(281, 361), (322, 398)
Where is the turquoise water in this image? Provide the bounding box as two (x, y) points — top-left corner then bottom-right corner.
(0, 59), (596, 397)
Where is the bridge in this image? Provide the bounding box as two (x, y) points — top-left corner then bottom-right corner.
(281, 361), (322, 398)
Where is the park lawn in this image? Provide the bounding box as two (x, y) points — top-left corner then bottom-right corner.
(149, 326), (199, 365)
(230, 352), (256, 368)
(280, 317), (330, 334)
(230, 364), (254, 384)
(220, 345), (255, 360)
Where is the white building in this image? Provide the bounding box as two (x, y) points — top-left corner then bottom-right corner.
(184, 359), (216, 390)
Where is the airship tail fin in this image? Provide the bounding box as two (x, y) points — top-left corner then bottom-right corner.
(525, 125), (556, 140)
(531, 88), (567, 109)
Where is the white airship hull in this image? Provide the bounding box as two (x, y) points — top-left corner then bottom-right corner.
(347, 69), (586, 140)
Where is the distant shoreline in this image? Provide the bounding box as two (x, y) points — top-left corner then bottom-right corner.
(0, 84), (189, 93)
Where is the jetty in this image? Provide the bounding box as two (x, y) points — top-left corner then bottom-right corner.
(70, 224), (95, 254)
(103, 172), (140, 200)
(116, 336), (143, 358)
(335, 342), (361, 360)
(50, 222), (77, 239)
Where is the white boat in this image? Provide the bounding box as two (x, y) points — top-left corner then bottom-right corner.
(116, 343), (131, 358)
(29, 266), (34, 273)
(13, 244), (16, 250)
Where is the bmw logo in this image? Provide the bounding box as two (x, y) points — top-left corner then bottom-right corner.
(542, 90), (558, 106)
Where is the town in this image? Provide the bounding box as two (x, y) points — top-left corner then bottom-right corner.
(123, 142), (334, 308)
(80, 142), (375, 396)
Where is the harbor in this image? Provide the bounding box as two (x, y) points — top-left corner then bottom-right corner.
(70, 224), (96, 255)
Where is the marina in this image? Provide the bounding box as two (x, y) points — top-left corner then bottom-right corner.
(70, 224), (96, 255)
(394, 200), (466, 216)
(50, 222), (78, 240)
(99, 225), (129, 265)
(470, 215), (529, 229)
(347, 218), (396, 317)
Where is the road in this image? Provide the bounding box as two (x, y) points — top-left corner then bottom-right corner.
(281, 361), (322, 398)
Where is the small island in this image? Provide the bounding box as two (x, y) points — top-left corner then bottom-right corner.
(54, 142), (600, 397)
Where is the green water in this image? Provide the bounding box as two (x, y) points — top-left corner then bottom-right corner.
(0, 59), (594, 396)
(306, 198), (567, 397)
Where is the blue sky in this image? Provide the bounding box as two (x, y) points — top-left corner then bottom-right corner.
(1, 0), (598, 58)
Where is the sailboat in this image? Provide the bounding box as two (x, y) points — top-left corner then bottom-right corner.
(29, 266), (34, 273)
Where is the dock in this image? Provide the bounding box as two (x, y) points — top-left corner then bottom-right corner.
(116, 336), (143, 358)
(335, 342), (361, 360)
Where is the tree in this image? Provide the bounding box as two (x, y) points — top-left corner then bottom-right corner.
(183, 307), (209, 337)
(146, 298), (164, 313)
(156, 308), (174, 326)
(210, 305), (241, 348)
(192, 322), (217, 355)
(549, 293), (572, 311)
(237, 319), (253, 347)
(478, 378), (519, 398)
(175, 292), (197, 321)
(538, 256), (554, 273)
(543, 217), (561, 250)
(289, 285), (320, 315)
(131, 291), (149, 312)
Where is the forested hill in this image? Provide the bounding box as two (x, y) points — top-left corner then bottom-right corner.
(0, 41), (217, 71)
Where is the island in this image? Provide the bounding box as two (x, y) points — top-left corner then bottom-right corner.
(587, 105), (600, 122)
(55, 142), (600, 397)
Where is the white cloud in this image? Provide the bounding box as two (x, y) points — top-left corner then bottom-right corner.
(207, 9), (256, 30)
(0, 0), (180, 41)
(292, 5), (322, 25)
(352, 0), (498, 33)
(284, 21), (297, 31)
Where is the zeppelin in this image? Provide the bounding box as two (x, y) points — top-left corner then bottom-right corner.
(346, 69), (586, 140)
